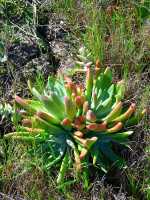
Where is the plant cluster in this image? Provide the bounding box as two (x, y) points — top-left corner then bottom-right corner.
(4, 60), (146, 185)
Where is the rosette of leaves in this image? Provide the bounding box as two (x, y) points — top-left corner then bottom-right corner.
(4, 61), (146, 185)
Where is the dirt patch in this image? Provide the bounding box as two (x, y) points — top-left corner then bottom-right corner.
(37, 12), (77, 68)
(8, 43), (40, 66)
(0, 11), (78, 101)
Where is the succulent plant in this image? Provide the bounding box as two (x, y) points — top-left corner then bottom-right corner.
(4, 61), (146, 185)
(61, 46), (92, 77)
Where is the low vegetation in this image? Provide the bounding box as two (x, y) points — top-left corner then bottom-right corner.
(0, 0), (149, 199)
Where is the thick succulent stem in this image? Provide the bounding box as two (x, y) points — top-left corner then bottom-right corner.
(79, 148), (88, 160)
(113, 103), (136, 122)
(74, 131), (84, 138)
(74, 148), (82, 172)
(36, 111), (60, 124)
(86, 122), (107, 132)
(85, 64), (93, 104)
(95, 59), (101, 79)
(57, 153), (69, 184)
(64, 96), (77, 121)
(125, 109), (146, 126)
(103, 101), (123, 122)
(86, 110), (97, 122)
(22, 119), (32, 127)
(15, 96), (29, 108)
(106, 122), (123, 133)
(83, 101), (89, 114)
